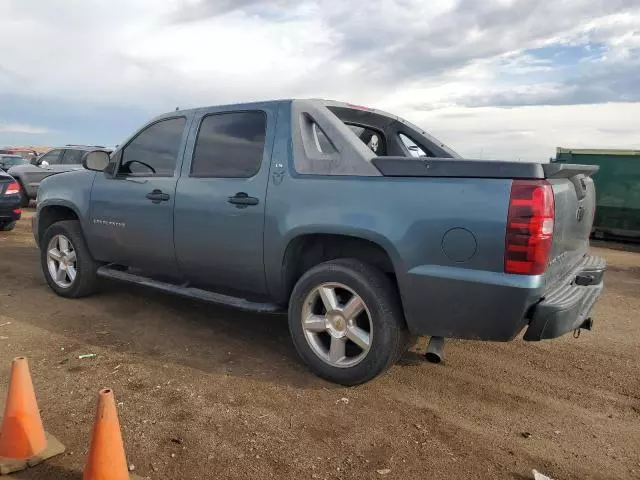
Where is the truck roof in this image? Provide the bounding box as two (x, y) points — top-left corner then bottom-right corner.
(158, 99), (402, 122)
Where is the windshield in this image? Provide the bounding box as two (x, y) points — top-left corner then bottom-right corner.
(0, 155), (27, 166)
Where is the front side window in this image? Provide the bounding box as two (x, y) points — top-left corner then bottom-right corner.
(40, 149), (62, 165)
(191, 111), (266, 178)
(61, 149), (84, 165)
(119, 117), (186, 177)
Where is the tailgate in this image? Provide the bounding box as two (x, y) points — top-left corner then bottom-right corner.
(543, 163), (598, 288)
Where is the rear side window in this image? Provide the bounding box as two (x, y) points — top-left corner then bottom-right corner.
(61, 149), (84, 165)
(119, 117), (186, 177)
(191, 111), (266, 178)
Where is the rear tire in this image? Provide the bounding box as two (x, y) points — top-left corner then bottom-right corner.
(288, 259), (409, 385)
(0, 221), (16, 232)
(41, 220), (99, 298)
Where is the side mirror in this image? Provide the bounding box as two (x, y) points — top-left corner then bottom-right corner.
(40, 160), (50, 168)
(82, 151), (110, 172)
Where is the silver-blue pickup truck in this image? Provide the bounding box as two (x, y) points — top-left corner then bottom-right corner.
(32, 99), (605, 385)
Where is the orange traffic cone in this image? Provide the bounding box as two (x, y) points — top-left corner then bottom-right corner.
(0, 356), (65, 475)
(83, 388), (141, 480)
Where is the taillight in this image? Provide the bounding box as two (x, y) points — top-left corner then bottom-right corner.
(5, 181), (20, 195)
(505, 180), (554, 275)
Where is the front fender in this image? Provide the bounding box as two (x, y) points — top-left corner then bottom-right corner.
(35, 170), (96, 245)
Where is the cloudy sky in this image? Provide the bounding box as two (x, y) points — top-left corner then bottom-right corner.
(1, 0), (638, 160)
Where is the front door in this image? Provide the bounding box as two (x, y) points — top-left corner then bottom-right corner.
(88, 116), (190, 276)
(24, 149), (64, 195)
(174, 108), (275, 296)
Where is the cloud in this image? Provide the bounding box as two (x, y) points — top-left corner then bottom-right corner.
(170, 0), (301, 23)
(0, 0), (638, 158)
(416, 102), (640, 161)
(455, 59), (640, 108)
(0, 122), (50, 134)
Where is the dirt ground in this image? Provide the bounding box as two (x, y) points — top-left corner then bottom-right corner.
(1, 211), (639, 480)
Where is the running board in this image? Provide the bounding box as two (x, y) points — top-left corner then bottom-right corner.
(96, 266), (283, 314)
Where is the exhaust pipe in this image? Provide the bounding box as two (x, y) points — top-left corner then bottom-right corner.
(580, 318), (593, 330)
(425, 336), (444, 364)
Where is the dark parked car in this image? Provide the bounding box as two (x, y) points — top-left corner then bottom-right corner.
(8, 145), (112, 207)
(32, 99), (605, 385)
(1, 154), (30, 171)
(0, 148), (38, 163)
(0, 170), (22, 231)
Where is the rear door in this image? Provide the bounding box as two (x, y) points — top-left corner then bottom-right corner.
(88, 116), (190, 275)
(174, 107), (276, 296)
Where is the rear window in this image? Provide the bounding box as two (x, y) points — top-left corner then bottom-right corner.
(327, 104), (457, 159)
(346, 124), (386, 155)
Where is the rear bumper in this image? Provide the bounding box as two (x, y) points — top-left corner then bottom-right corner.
(401, 265), (542, 341)
(400, 254), (605, 342)
(0, 196), (21, 222)
(523, 255), (606, 341)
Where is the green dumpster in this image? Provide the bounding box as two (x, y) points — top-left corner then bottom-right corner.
(554, 147), (640, 240)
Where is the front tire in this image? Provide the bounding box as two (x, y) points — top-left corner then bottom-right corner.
(41, 220), (99, 298)
(288, 259), (409, 385)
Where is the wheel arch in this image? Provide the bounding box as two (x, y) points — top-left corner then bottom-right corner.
(37, 203), (82, 246)
(278, 231), (403, 305)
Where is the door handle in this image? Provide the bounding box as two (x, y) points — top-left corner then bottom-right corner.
(228, 192), (259, 207)
(146, 189), (170, 203)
